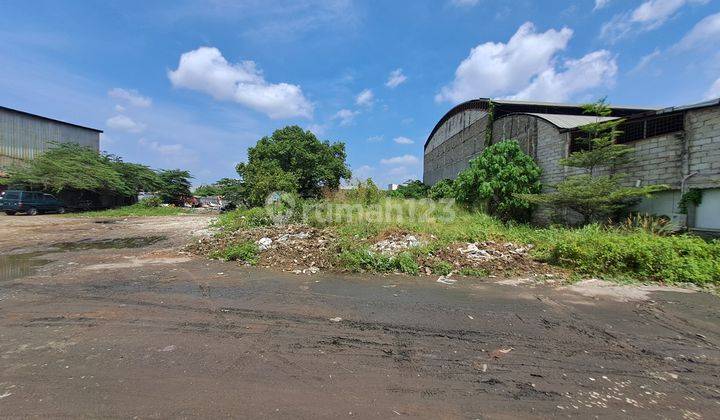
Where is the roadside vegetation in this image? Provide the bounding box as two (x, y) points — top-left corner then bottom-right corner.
(195, 113), (719, 287)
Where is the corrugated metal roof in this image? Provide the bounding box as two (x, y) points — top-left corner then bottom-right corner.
(525, 113), (618, 129)
(0, 106), (103, 133)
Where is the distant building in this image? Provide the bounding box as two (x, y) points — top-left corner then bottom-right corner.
(424, 98), (720, 231)
(0, 106), (102, 169)
(387, 183), (400, 191)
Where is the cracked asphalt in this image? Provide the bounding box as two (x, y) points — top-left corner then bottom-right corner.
(0, 214), (719, 418)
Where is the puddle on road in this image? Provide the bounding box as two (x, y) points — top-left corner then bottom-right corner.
(0, 235), (167, 282)
(0, 253), (52, 282)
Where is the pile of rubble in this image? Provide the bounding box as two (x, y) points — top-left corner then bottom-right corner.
(371, 232), (424, 255)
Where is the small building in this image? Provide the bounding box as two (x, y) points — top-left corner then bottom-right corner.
(387, 183), (400, 191)
(0, 106), (102, 169)
(424, 98), (720, 231)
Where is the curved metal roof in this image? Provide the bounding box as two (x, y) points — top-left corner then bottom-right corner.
(424, 98), (655, 149)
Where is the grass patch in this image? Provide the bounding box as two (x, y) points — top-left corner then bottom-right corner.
(210, 197), (720, 285)
(68, 204), (191, 218)
(209, 241), (259, 264)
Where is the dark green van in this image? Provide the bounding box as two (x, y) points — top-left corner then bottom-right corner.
(0, 190), (67, 215)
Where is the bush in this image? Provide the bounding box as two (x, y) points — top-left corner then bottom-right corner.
(209, 241), (259, 264)
(428, 179), (454, 200)
(454, 140), (541, 221)
(138, 196), (162, 208)
(388, 180), (429, 199)
(395, 252), (420, 275)
(534, 225), (720, 285)
(430, 260), (453, 276)
(214, 207), (273, 232)
(344, 179), (383, 204)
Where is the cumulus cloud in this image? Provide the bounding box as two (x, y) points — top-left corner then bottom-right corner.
(601, 0), (709, 41)
(508, 50), (618, 102)
(631, 48), (662, 73)
(168, 46), (313, 119)
(380, 154), (420, 166)
(138, 138), (196, 164)
(367, 135), (384, 143)
(305, 123), (327, 137)
(333, 108), (359, 126)
(437, 22), (616, 103)
(674, 12), (720, 50)
(705, 77), (720, 100)
(106, 114), (146, 133)
(355, 88), (374, 107)
(108, 87), (152, 107)
(385, 68), (407, 88)
(393, 136), (414, 145)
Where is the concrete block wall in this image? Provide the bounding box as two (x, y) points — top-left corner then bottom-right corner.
(612, 132), (684, 188)
(424, 111), (488, 185)
(686, 107), (720, 189)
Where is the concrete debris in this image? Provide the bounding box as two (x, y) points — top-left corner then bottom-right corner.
(458, 242), (533, 260)
(257, 237), (273, 250)
(329, 317), (343, 322)
(437, 276), (456, 285)
(373, 234), (422, 255)
(490, 347), (514, 359)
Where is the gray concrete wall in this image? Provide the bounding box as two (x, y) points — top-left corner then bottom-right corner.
(424, 110), (488, 185)
(0, 108), (100, 168)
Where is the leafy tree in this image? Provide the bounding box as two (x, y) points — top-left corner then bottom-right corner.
(345, 179), (383, 204)
(157, 169), (193, 204)
(428, 179), (454, 200)
(7, 143), (133, 196)
(194, 184), (223, 197)
(388, 180), (429, 199)
(454, 140), (541, 221)
(111, 161), (161, 193)
(520, 99), (668, 224)
(236, 126), (351, 205)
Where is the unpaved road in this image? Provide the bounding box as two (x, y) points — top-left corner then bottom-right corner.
(1, 214), (719, 418)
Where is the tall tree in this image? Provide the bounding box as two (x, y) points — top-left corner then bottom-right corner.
(236, 126), (351, 206)
(157, 169), (193, 204)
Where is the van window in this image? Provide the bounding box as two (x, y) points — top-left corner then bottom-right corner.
(2, 191), (20, 200)
(43, 194), (56, 200)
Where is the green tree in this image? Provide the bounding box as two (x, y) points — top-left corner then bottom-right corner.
(520, 99), (667, 224)
(388, 180), (429, 199)
(236, 126), (351, 205)
(7, 143), (133, 196)
(194, 184), (223, 197)
(157, 169), (193, 204)
(111, 160), (161, 193)
(454, 140), (541, 221)
(428, 179), (454, 200)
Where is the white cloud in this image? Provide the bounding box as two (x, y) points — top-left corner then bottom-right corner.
(385, 68), (407, 88)
(436, 22), (605, 103)
(305, 123), (327, 137)
(108, 87), (152, 107)
(114, 104), (126, 113)
(594, 0), (611, 11)
(508, 50), (618, 102)
(367, 135), (384, 142)
(705, 77), (720, 99)
(380, 154), (420, 166)
(106, 114), (146, 133)
(393, 136), (414, 145)
(601, 0), (709, 41)
(355, 88), (374, 107)
(138, 138), (197, 164)
(333, 108), (358, 126)
(674, 12), (720, 50)
(631, 48), (662, 73)
(450, 0), (479, 7)
(351, 164), (375, 181)
(168, 46), (313, 119)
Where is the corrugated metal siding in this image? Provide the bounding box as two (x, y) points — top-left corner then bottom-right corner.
(0, 108), (100, 168)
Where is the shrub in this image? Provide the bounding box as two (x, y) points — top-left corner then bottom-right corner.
(138, 196), (162, 208)
(209, 241), (259, 264)
(395, 252), (420, 275)
(214, 207), (273, 232)
(344, 179), (383, 204)
(388, 180), (429, 199)
(534, 225), (720, 285)
(458, 267), (490, 277)
(454, 140), (541, 221)
(430, 260), (453, 276)
(338, 249), (394, 272)
(428, 179), (454, 200)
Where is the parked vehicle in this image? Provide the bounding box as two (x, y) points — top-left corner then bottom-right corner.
(0, 190), (67, 215)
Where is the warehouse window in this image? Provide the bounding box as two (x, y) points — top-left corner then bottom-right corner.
(570, 112), (684, 152)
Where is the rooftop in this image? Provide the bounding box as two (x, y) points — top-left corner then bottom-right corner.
(0, 105), (103, 133)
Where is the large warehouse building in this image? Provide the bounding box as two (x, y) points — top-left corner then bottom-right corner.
(0, 106), (101, 169)
(424, 98), (720, 231)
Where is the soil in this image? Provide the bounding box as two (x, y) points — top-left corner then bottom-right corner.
(1, 214), (719, 418)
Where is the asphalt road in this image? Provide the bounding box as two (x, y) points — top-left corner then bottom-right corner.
(0, 214), (719, 418)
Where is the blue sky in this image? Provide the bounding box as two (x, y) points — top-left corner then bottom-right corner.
(1, 0), (719, 187)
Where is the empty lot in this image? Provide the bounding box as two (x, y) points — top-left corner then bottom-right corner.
(0, 214), (719, 418)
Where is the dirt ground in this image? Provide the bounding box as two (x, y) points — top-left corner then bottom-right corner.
(1, 214), (719, 419)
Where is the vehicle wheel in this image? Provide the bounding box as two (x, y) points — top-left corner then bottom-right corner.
(5, 211), (16, 215)
(57, 207), (66, 214)
(27, 207), (38, 216)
